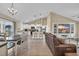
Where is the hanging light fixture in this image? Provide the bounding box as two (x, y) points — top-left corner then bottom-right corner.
(8, 3), (18, 15)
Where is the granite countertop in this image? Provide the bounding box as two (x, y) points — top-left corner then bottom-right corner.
(7, 37), (21, 41)
(0, 42), (7, 47)
(0, 37), (21, 42)
(0, 35), (21, 49)
(7, 38), (21, 41)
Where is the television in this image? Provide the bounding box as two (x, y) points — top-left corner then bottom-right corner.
(58, 24), (70, 33)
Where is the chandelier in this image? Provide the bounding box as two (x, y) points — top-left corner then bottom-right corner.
(8, 3), (18, 15)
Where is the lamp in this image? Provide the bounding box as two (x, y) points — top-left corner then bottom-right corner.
(8, 3), (18, 15)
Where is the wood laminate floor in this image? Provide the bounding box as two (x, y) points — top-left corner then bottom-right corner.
(17, 35), (52, 56)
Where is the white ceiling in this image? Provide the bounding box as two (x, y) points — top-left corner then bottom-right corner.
(0, 3), (79, 22)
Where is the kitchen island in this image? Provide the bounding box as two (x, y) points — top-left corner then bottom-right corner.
(0, 42), (7, 56)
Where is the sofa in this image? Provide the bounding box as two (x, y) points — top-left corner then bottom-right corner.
(45, 33), (77, 56)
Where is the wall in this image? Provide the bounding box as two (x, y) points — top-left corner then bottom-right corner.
(47, 12), (53, 32)
(0, 18), (14, 33)
(15, 21), (22, 34)
(28, 17), (47, 25)
(24, 11), (79, 37)
(76, 23), (79, 37)
(47, 12), (79, 37)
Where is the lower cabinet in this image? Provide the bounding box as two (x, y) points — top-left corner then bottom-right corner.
(0, 43), (8, 56)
